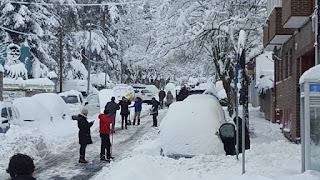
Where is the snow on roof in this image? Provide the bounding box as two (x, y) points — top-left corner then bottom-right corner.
(4, 78), (55, 87)
(299, 64), (320, 84)
(48, 71), (57, 79)
(59, 89), (82, 97)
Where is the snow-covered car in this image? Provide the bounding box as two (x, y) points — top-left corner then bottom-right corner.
(59, 90), (84, 115)
(0, 102), (20, 133)
(13, 97), (52, 122)
(159, 94), (226, 158)
(31, 93), (69, 121)
(83, 89), (116, 117)
(61, 79), (98, 96)
(134, 89), (155, 104)
(113, 84), (135, 101)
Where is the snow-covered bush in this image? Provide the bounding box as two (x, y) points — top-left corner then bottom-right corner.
(32, 59), (49, 78)
(4, 62), (28, 79)
(256, 76), (274, 95)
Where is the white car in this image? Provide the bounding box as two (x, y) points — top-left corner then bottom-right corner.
(113, 84), (134, 101)
(0, 102), (20, 133)
(159, 94), (226, 158)
(134, 89), (155, 104)
(59, 90), (84, 115)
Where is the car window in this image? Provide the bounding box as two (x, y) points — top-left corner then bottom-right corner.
(1, 108), (8, 118)
(8, 107), (12, 117)
(62, 95), (79, 104)
(134, 90), (140, 93)
(141, 90), (151, 93)
(86, 94), (99, 104)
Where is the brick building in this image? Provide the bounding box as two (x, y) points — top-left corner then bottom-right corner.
(264, 0), (316, 142)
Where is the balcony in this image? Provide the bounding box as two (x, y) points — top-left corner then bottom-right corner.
(264, 7), (295, 49)
(282, 0), (310, 28)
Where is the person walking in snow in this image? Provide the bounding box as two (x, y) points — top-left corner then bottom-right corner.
(158, 90), (166, 109)
(105, 97), (120, 133)
(166, 91), (173, 107)
(132, 97), (142, 125)
(6, 153), (36, 180)
(151, 97), (159, 127)
(118, 97), (131, 129)
(77, 109), (94, 163)
(98, 109), (115, 162)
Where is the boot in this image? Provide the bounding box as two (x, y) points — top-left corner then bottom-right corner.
(79, 155), (88, 163)
(133, 119), (136, 125)
(138, 119), (140, 125)
(100, 154), (106, 161)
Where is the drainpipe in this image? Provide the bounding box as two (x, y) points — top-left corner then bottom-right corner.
(315, 0), (319, 65)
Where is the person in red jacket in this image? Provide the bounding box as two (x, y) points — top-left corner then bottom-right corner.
(99, 109), (115, 162)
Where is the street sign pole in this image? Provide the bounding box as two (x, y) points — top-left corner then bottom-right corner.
(235, 63), (239, 160)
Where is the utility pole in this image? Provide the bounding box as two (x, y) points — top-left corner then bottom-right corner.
(59, 26), (63, 93)
(102, 6), (108, 87)
(315, 0), (319, 65)
(87, 22), (92, 95)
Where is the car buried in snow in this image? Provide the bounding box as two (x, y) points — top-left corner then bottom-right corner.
(59, 90), (84, 115)
(0, 102), (20, 133)
(159, 94), (228, 158)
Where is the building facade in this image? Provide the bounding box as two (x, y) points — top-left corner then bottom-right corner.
(264, 0), (316, 142)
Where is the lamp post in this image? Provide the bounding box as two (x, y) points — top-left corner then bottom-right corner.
(86, 22), (92, 96)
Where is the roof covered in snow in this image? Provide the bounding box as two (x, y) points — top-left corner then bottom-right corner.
(299, 64), (320, 84)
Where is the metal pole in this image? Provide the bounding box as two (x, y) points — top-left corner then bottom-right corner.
(242, 70), (246, 174)
(235, 64), (239, 160)
(301, 83), (305, 172)
(87, 23), (92, 95)
(59, 26), (63, 93)
(315, 1), (319, 65)
(305, 82), (311, 170)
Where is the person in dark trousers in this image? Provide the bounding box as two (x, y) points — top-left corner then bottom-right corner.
(77, 109), (94, 163)
(158, 90), (166, 109)
(233, 117), (250, 153)
(151, 97), (159, 127)
(105, 97), (120, 133)
(118, 97), (131, 129)
(132, 97), (142, 125)
(6, 154), (36, 180)
(98, 109), (115, 162)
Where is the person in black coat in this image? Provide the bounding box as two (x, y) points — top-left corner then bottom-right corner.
(6, 153), (37, 180)
(78, 109), (94, 163)
(105, 97), (120, 132)
(118, 97), (131, 129)
(151, 97), (159, 127)
(233, 117), (250, 153)
(158, 90), (166, 109)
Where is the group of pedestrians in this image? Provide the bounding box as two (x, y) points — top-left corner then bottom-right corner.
(158, 90), (174, 108)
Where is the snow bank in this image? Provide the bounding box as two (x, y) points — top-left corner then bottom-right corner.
(159, 94), (225, 156)
(299, 64), (320, 84)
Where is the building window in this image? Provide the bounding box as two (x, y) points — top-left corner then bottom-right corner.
(285, 53), (288, 78)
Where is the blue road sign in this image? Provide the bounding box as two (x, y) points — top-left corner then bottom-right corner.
(310, 84), (320, 92)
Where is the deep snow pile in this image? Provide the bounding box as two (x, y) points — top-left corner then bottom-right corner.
(92, 106), (320, 180)
(299, 64), (320, 84)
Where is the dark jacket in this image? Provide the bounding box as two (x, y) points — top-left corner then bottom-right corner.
(133, 101), (142, 112)
(159, 90), (166, 99)
(105, 101), (120, 115)
(12, 175), (37, 180)
(151, 100), (159, 115)
(78, 114), (93, 145)
(119, 100), (131, 115)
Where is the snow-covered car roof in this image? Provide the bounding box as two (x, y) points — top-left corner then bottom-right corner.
(159, 94), (226, 157)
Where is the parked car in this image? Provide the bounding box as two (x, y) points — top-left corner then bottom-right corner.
(13, 97), (52, 122)
(113, 84), (135, 101)
(83, 89), (116, 117)
(134, 89), (155, 104)
(159, 94), (226, 158)
(32, 93), (69, 121)
(59, 90), (84, 115)
(0, 102), (20, 133)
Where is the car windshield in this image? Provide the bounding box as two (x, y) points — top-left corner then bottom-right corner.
(61, 95), (79, 104)
(141, 90), (151, 93)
